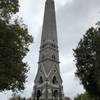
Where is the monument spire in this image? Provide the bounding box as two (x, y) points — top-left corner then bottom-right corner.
(39, 0), (59, 74)
(31, 0), (65, 100)
(41, 0), (58, 45)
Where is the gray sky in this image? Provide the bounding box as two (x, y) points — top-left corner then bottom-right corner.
(0, 0), (100, 100)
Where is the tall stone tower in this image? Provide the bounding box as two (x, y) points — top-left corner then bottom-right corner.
(32, 0), (65, 100)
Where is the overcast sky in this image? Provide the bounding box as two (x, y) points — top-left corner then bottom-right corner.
(0, 0), (100, 100)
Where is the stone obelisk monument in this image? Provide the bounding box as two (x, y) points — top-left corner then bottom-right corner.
(32, 0), (65, 100)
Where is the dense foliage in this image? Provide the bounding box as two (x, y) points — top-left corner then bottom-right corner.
(0, 0), (33, 92)
(74, 92), (97, 100)
(0, 0), (19, 20)
(0, 20), (33, 91)
(73, 24), (100, 98)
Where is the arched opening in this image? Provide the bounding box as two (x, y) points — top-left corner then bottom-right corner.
(52, 76), (57, 84)
(39, 76), (43, 84)
(53, 90), (58, 100)
(37, 90), (42, 100)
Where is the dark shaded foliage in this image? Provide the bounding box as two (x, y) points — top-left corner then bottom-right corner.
(73, 23), (100, 98)
(0, 0), (19, 20)
(74, 92), (99, 100)
(0, 19), (33, 92)
(0, 0), (33, 92)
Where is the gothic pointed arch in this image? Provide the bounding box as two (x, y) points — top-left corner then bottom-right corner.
(37, 90), (42, 100)
(34, 64), (47, 84)
(52, 76), (58, 84)
(52, 90), (59, 100)
(47, 64), (62, 85)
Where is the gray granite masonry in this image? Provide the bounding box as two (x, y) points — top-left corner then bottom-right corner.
(31, 0), (65, 100)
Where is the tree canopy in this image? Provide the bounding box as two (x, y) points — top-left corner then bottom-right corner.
(73, 23), (100, 98)
(0, 0), (19, 20)
(74, 92), (96, 100)
(0, 0), (33, 92)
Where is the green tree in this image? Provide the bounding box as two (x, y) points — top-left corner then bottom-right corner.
(74, 92), (94, 100)
(73, 24), (100, 98)
(0, 0), (33, 92)
(95, 22), (100, 94)
(0, 0), (19, 20)
(74, 94), (81, 100)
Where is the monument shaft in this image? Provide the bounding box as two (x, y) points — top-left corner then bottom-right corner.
(32, 0), (64, 100)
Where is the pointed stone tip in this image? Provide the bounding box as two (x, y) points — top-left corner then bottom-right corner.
(46, 0), (54, 2)
(45, 0), (55, 4)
